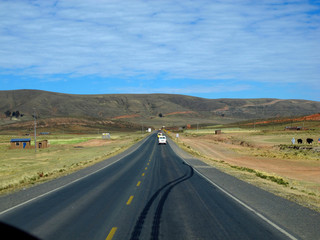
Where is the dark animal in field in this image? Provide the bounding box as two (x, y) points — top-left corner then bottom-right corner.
(297, 139), (303, 144)
(306, 138), (313, 144)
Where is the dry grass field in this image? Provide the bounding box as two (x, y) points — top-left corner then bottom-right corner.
(168, 124), (320, 212)
(0, 132), (146, 195)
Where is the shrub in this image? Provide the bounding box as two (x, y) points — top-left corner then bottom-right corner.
(256, 172), (289, 186)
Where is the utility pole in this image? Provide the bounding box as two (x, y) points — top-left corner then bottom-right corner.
(141, 122), (144, 136)
(33, 108), (37, 153)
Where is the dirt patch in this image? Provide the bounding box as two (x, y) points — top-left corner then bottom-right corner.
(180, 135), (320, 190)
(112, 114), (140, 119)
(165, 111), (197, 116)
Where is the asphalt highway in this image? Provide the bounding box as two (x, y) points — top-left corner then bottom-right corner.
(0, 133), (313, 239)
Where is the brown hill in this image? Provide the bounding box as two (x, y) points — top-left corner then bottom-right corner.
(0, 90), (319, 128)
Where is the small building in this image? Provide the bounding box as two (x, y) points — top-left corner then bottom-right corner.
(102, 133), (111, 139)
(10, 138), (31, 149)
(37, 140), (48, 149)
(40, 132), (50, 135)
(215, 130), (222, 135)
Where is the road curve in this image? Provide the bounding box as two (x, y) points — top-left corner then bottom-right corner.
(0, 133), (318, 239)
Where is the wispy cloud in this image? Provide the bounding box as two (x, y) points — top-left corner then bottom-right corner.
(114, 82), (252, 95)
(0, 0), (319, 99)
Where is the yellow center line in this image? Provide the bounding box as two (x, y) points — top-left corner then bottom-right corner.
(145, 167), (148, 170)
(147, 163), (149, 165)
(106, 227), (117, 240)
(137, 181), (141, 187)
(127, 195), (134, 205)
(142, 173), (145, 177)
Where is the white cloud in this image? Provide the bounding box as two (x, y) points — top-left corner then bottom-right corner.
(0, 0), (319, 87)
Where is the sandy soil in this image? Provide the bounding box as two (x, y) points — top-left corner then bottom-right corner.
(180, 135), (320, 190)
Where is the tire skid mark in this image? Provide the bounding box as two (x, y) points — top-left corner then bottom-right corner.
(130, 163), (194, 240)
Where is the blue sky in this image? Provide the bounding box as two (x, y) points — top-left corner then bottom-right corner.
(0, 0), (319, 101)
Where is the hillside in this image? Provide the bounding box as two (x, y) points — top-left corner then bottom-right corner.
(0, 90), (319, 128)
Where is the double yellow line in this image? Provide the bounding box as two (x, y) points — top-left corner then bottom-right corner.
(106, 158), (152, 240)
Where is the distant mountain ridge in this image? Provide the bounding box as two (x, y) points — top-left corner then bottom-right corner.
(0, 90), (319, 127)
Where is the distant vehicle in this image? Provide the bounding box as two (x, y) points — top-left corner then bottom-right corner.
(157, 132), (163, 138)
(158, 136), (167, 145)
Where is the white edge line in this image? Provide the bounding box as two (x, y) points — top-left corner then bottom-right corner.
(0, 136), (149, 216)
(192, 166), (298, 240)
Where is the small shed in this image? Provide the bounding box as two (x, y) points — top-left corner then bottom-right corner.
(215, 130), (222, 135)
(102, 133), (111, 139)
(40, 132), (50, 135)
(10, 138), (31, 149)
(37, 140), (48, 149)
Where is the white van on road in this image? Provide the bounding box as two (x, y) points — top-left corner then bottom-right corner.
(158, 136), (167, 145)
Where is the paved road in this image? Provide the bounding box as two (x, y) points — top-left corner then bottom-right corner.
(0, 133), (318, 239)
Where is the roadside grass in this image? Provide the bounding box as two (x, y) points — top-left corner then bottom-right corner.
(0, 132), (146, 195)
(48, 137), (97, 145)
(167, 129), (320, 212)
(229, 165), (289, 186)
